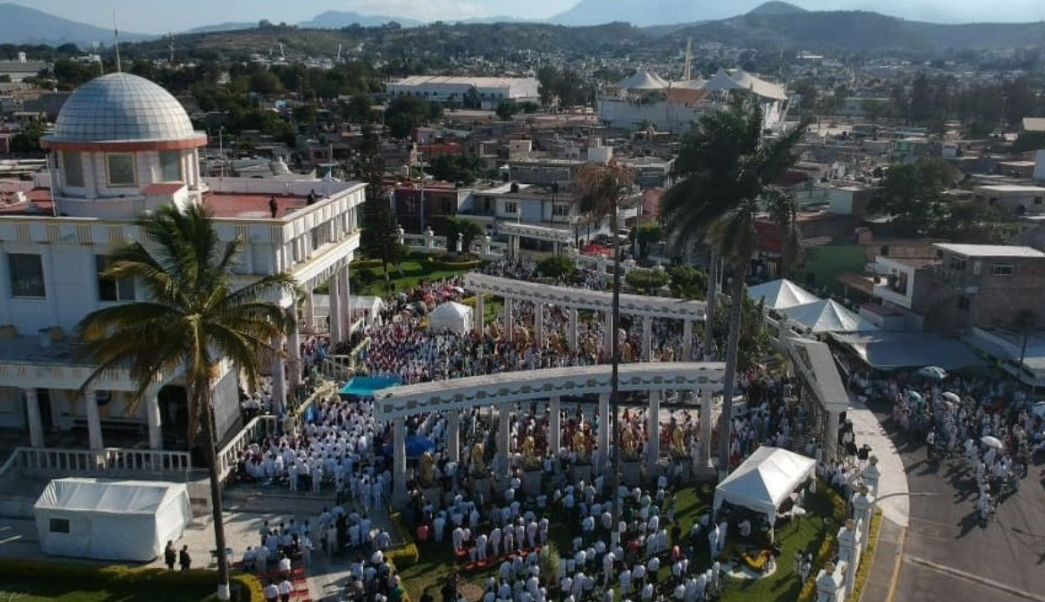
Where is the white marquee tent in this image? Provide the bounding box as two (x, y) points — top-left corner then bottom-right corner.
(747, 278), (821, 310)
(713, 447), (816, 526)
(781, 299), (878, 334)
(428, 301), (473, 335)
(34, 478), (192, 561)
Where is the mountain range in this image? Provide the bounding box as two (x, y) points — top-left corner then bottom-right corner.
(5, 1), (1045, 52)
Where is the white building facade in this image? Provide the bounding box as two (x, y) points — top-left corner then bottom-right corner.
(0, 73), (364, 453)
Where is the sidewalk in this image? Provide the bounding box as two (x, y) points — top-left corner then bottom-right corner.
(859, 516), (905, 602)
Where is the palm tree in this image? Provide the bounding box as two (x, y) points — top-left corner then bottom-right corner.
(660, 100), (808, 473)
(78, 205), (295, 600)
(575, 160), (635, 546)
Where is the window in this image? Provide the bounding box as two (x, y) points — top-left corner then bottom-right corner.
(49, 518), (70, 534)
(95, 256), (135, 302)
(1035, 196), (1043, 205)
(62, 152), (84, 187)
(504, 201), (518, 215)
(106, 153), (136, 187)
(947, 256), (967, 271)
(159, 151), (182, 182)
(991, 264), (1014, 276)
(879, 245), (890, 257)
(9, 254), (45, 297)
(552, 204), (570, 217)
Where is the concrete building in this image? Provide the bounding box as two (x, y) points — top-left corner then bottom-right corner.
(0, 73), (365, 452)
(0, 54), (48, 84)
(871, 243), (1045, 334)
(388, 76), (540, 110)
(973, 184), (1045, 216)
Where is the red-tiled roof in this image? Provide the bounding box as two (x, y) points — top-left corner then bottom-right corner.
(0, 188), (54, 216)
(203, 192), (309, 219)
(142, 183), (185, 195)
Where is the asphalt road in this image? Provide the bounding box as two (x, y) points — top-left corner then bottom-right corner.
(871, 403), (1045, 602)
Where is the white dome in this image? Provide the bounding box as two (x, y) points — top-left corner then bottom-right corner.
(51, 73), (198, 143)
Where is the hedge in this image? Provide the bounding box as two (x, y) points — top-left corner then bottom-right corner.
(0, 559), (263, 601)
(432, 258), (482, 270)
(798, 481), (848, 602)
(351, 258), (385, 270)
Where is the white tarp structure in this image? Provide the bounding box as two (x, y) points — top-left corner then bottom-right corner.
(616, 70), (668, 91)
(748, 279), (820, 310)
(781, 299), (878, 334)
(34, 478), (192, 561)
(428, 301), (473, 335)
(713, 447), (816, 524)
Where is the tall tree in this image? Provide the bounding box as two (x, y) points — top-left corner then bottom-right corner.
(660, 101), (807, 473)
(574, 161), (635, 547)
(357, 126), (403, 279)
(78, 205), (294, 600)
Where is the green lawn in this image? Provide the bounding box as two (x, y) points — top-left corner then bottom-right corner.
(398, 482), (837, 602)
(0, 582), (216, 602)
(353, 255), (477, 296)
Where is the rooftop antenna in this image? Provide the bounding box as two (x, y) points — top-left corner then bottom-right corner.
(683, 37), (693, 81)
(113, 10), (122, 73)
(336, 43), (342, 64)
(168, 32), (175, 65)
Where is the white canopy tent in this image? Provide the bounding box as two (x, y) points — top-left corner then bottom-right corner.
(748, 279), (820, 310)
(713, 447), (816, 530)
(781, 299), (878, 334)
(428, 301), (473, 335)
(615, 70), (669, 91)
(34, 478), (192, 561)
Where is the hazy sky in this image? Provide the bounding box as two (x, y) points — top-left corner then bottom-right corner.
(17, 0), (1045, 33)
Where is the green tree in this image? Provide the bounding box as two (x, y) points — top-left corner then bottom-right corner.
(667, 266), (707, 300)
(443, 217), (484, 255)
(77, 205), (294, 600)
(385, 95), (434, 139)
(660, 101), (807, 472)
(248, 70), (283, 95)
(496, 101), (520, 121)
(343, 93), (374, 124)
(635, 223), (663, 258)
(537, 255), (577, 279)
(426, 154), (483, 185)
(869, 158), (959, 237)
(625, 268), (670, 294)
(574, 161), (636, 541)
(357, 126), (404, 278)
(463, 86), (481, 110)
(10, 120), (46, 155)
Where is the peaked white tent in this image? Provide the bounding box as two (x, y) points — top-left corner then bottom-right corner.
(748, 279), (820, 310)
(781, 299), (878, 334)
(713, 446), (815, 524)
(616, 70), (668, 91)
(428, 301), (473, 335)
(34, 478), (192, 561)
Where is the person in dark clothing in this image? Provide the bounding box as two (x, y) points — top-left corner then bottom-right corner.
(307, 189), (317, 205)
(269, 195), (278, 218)
(163, 540), (176, 570)
(179, 545), (191, 571)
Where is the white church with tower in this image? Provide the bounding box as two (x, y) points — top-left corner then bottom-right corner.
(0, 72), (365, 454)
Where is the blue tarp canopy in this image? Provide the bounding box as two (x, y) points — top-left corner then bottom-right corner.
(382, 436), (435, 459)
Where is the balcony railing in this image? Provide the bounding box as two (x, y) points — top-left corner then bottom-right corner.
(0, 446), (193, 480)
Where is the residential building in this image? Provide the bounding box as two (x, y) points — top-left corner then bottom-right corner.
(0, 73), (365, 452)
(871, 243), (1045, 334)
(973, 184), (1045, 216)
(387, 76), (540, 110)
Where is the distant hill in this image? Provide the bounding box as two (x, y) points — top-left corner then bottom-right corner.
(0, 2), (153, 46)
(747, 1), (807, 16)
(551, 0), (756, 27)
(298, 10), (421, 29)
(664, 10), (1045, 51)
(185, 22), (256, 35)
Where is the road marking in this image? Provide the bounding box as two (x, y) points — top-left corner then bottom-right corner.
(884, 525), (906, 602)
(905, 555), (1045, 602)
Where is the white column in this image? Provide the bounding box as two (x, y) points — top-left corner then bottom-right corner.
(603, 311), (613, 356)
(447, 413), (461, 463)
(23, 388), (43, 448)
(474, 294), (485, 334)
(534, 302), (545, 347)
(503, 298), (514, 342)
(549, 396), (561, 453)
(393, 417), (407, 503)
(699, 390), (713, 469)
(597, 393), (610, 470)
(568, 308), (578, 352)
(84, 389), (103, 450)
(288, 305), (302, 390)
(271, 349), (287, 414)
(145, 389), (162, 450)
(642, 316), (653, 361)
(304, 291), (316, 333)
(329, 274), (342, 344)
(498, 406), (511, 475)
(682, 320), (693, 361)
(340, 265), (352, 337)
(647, 390), (660, 464)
